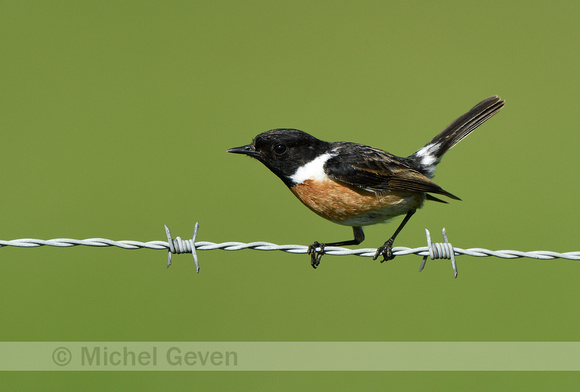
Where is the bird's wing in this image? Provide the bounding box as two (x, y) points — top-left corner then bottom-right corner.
(324, 143), (460, 200)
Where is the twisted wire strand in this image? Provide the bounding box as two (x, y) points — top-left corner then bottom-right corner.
(1, 238), (579, 260)
(0, 238), (169, 250)
(4, 224), (577, 278)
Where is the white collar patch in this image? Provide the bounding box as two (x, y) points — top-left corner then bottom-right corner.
(289, 153), (334, 184)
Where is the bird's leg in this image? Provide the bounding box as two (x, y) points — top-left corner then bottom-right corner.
(374, 209), (416, 262)
(308, 226), (365, 268)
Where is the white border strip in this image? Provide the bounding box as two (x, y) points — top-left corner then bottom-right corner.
(1, 342), (579, 371)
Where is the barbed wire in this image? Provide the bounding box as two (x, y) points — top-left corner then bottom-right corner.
(0, 223), (578, 278)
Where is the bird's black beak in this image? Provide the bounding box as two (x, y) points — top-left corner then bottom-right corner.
(227, 144), (260, 158)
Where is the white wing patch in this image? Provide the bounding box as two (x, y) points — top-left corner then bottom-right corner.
(289, 153), (335, 184)
(415, 142), (440, 165)
(414, 142), (441, 178)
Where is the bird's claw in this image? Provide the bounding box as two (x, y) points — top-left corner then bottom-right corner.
(373, 238), (395, 262)
(307, 241), (325, 268)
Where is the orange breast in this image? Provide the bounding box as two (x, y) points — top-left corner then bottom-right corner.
(290, 179), (424, 226)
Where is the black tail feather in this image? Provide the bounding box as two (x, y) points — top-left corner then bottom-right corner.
(409, 95), (505, 177)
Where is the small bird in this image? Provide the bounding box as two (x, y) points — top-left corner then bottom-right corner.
(228, 96), (504, 268)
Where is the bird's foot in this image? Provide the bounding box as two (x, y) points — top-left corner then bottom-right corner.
(373, 238), (395, 262)
(307, 241), (325, 269)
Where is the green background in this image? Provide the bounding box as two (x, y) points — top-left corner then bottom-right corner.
(1, 0), (579, 389)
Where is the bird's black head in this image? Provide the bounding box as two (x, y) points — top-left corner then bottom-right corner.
(227, 129), (331, 186)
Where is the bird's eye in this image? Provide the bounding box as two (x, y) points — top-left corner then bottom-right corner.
(273, 144), (287, 155)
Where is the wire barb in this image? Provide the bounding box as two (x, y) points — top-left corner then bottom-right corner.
(165, 222), (200, 273)
(419, 228), (458, 278)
